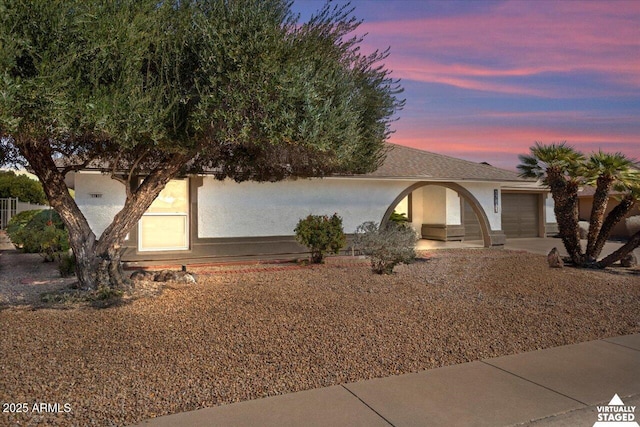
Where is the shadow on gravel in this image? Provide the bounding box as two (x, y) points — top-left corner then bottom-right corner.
(0, 287), (134, 311)
(0, 250), (143, 311)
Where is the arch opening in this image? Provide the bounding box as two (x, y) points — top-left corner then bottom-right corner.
(382, 182), (494, 248)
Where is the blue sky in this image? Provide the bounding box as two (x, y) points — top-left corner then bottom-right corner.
(292, 0), (640, 170)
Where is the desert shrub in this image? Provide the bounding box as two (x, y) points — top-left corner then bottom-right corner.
(294, 213), (346, 263)
(8, 209), (70, 261)
(354, 221), (418, 274)
(5, 209), (42, 243)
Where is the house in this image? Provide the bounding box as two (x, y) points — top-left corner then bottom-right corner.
(578, 186), (640, 239)
(66, 144), (555, 264)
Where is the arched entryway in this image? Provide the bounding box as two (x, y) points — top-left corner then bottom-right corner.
(381, 182), (494, 248)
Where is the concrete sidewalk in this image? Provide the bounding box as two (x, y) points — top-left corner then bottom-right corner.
(134, 334), (640, 427)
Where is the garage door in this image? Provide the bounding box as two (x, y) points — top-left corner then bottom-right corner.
(463, 200), (482, 240)
(501, 193), (539, 238)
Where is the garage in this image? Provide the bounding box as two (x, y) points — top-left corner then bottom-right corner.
(463, 199), (483, 240)
(501, 193), (540, 238)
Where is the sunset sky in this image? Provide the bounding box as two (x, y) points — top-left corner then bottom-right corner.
(293, 0), (640, 170)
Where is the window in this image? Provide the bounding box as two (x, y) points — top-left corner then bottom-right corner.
(138, 179), (189, 251)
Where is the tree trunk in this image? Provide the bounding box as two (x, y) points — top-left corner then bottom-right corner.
(591, 196), (636, 262)
(18, 139), (100, 289)
(18, 138), (190, 290)
(585, 177), (613, 261)
(548, 174), (583, 265)
(597, 230), (640, 268)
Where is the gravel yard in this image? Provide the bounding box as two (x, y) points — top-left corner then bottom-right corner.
(1, 249), (639, 426)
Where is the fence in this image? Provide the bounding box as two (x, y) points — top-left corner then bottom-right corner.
(0, 198), (50, 229)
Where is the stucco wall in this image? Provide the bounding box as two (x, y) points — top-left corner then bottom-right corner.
(545, 193), (557, 224)
(421, 186), (446, 223)
(458, 182), (501, 231)
(197, 177), (411, 238)
(75, 172), (126, 237)
(408, 187), (424, 234)
(75, 173), (514, 243)
(445, 188), (462, 225)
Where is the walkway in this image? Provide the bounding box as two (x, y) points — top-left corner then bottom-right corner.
(133, 335), (640, 426)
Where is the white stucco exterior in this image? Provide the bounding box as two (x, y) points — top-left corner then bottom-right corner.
(72, 170), (548, 256)
(75, 172), (126, 237)
(545, 193), (557, 224)
(73, 173), (509, 240)
(197, 177), (411, 238)
(458, 182), (501, 230)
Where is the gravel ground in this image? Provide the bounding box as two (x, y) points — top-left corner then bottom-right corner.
(0, 251), (77, 306)
(1, 249), (639, 426)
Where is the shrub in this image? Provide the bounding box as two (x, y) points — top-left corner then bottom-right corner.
(58, 252), (76, 277)
(294, 213), (346, 263)
(389, 211), (409, 225)
(354, 221), (418, 274)
(7, 209), (70, 261)
(5, 209), (42, 244)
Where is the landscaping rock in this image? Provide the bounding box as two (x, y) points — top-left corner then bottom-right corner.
(130, 269), (198, 284)
(626, 215), (640, 236)
(621, 253), (637, 268)
(129, 270), (156, 281)
(578, 221), (589, 239)
(547, 247), (564, 268)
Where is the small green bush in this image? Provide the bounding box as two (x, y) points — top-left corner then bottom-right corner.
(5, 209), (42, 243)
(389, 211), (409, 225)
(354, 221), (418, 274)
(58, 252), (76, 277)
(294, 213), (346, 263)
(7, 209), (70, 261)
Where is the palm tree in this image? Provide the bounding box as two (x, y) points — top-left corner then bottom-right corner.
(584, 152), (637, 261)
(518, 142), (585, 265)
(596, 181), (640, 268)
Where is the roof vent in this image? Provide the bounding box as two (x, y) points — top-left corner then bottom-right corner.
(89, 193), (103, 199)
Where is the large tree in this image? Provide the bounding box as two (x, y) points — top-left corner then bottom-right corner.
(0, 170), (47, 204)
(518, 142), (585, 265)
(0, 0), (403, 289)
(518, 142), (640, 268)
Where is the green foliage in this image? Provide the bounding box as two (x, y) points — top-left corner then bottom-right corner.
(7, 209), (69, 261)
(0, 171), (47, 204)
(5, 209), (41, 237)
(0, 0), (403, 289)
(0, 0), (403, 180)
(354, 221), (418, 274)
(389, 211), (409, 225)
(58, 252), (76, 277)
(294, 213), (346, 263)
(517, 142), (585, 184)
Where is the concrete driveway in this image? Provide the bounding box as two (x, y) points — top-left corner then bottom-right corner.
(416, 236), (640, 261)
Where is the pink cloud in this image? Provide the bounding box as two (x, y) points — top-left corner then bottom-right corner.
(389, 122), (640, 170)
(358, 1), (640, 95)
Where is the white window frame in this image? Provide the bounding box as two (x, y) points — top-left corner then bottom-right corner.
(138, 179), (189, 252)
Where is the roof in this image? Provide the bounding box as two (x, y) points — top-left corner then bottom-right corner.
(60, 143), (532, 183)
(356, 144), (531, 182)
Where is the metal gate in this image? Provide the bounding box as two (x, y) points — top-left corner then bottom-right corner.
(0, 198), (50, 229)
(0, 198), (18, 229)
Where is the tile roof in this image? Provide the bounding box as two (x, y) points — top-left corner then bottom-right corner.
(356, 144), (531, 182)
